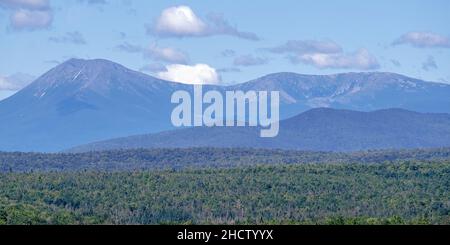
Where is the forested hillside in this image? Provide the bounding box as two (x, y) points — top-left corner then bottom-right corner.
(1, 147), (450, 172)
(0, 162), (449, 225)
(69, 108), (450, 153)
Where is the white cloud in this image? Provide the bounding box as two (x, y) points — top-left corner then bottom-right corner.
(268, 39), (379, 70)
(393, 32), (450, 48)
(115, 42), (189, 64)
(0, 73), (35, 90)
(293, 49), (380, 70)
(157, 64), (220, 85)
(10, 8), (52, 30)
(149, 5), (259, 40)
(145, 43), (189, 64)
(154, 5), (207, 36)
(0, 0), (53, 30)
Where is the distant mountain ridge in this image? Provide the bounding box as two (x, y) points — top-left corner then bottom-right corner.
(231, 72), (450, 118)
(1, 58), (450, 152)
(68, 108), (450, 152)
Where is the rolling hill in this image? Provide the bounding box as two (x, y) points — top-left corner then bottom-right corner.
(68, 108), (450, 152)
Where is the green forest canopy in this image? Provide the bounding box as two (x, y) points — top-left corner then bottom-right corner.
(1, 161), (449, 225)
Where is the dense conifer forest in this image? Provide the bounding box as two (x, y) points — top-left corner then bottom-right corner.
(0, 149), (449, 225)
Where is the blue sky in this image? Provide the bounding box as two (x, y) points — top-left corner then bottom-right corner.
(0, 0), (449, 98)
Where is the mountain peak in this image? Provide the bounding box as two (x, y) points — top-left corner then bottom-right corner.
(57, 58), (129, 76)
(26, 58), (148, 95)
(63, 58), (123, 68)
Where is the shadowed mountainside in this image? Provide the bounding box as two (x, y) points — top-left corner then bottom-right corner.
(69, 108), (450, 152)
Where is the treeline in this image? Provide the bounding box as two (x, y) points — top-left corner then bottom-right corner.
(1, 147), (450, 172)
(0, 161), (449, 225)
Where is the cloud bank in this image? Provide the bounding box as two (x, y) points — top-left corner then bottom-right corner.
(268, 40), (379, 70)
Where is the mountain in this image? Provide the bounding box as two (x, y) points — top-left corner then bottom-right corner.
(1, 58), (450, 152)
(231, 72), (450, 118)
(68, 108), (450, 152)
(0, 59), (192, 152)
